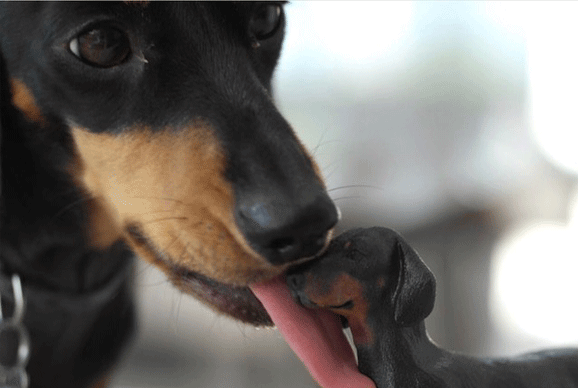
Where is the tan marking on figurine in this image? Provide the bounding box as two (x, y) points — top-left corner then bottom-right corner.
(304, 272), (374, 344)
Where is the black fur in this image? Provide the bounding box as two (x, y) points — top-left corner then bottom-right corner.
(1, 2), (337, 387)
(289, 227), (578, 388)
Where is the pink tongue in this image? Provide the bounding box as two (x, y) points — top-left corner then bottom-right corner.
(250, 276), (375, 388)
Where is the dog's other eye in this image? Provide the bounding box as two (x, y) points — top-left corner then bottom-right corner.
(69, 25), (131, 68)
(250, 3), (282, 41)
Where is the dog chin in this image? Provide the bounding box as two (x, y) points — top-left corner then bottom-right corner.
(124, 223), (276, 324)
(161, 231), (336, 326)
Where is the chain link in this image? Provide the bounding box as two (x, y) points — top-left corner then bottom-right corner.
(0, 274), (30, 388)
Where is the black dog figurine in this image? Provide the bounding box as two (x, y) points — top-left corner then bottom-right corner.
(288, 227), (578, 388)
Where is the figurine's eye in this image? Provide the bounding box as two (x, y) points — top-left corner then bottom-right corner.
(329, 300), (354, 310)
(250, 3), (282, 40)
(69, 24), (131, 68)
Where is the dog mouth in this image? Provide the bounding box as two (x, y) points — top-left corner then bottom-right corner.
(126, 223), (277, 325)
(163, 242), (334, 326)
(124, 221), (338, 327)
(171, 266), (274, 326)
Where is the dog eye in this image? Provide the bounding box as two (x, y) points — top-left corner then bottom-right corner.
(250, 4), (282, 40)
(69, 25), (131, 68)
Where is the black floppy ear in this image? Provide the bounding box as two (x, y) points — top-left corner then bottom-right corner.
(392, 238), (436, 326)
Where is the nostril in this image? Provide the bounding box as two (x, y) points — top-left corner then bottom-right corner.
(286, 273), (304, 291)
(268, 232), (327, 262)
(314, 234), (327, 248)
(269, 236), (297, 255)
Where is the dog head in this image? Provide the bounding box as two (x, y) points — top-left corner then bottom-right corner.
(0, 2), (337, 325)
(288, 227), (436, 336)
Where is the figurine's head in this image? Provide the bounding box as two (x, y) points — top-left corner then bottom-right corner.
(287, 227), (436, 343)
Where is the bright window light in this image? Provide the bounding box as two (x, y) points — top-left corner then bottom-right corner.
(527, 5), (578, 176)
(302, 1), (413, 67)
(490, 189), (578, 345)
(486, 2), (578, 176)
(278, 1), (414, 91)
(488, 1), (578, 345)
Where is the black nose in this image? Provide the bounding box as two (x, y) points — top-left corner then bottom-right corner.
(236, 189), (338, 265)
(286, 272), (314, 307)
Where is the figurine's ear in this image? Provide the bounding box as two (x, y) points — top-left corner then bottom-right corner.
(392, 239), (436, 326)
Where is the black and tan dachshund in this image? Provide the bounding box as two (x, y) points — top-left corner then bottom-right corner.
(288, 227), (578, 388)
(0, 2), (338, 387)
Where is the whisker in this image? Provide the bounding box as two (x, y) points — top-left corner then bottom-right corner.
(328, 184), (383, 192)
(311, 127), (329, 156)
(173, 293), (184, 326)
(313, 139), (341, 153)
(134, 262), (171, 287)
(139, 209), (175, 215)
(139, 279), (172, 287)
(140, 216), (188, 225)
(135, 261), (154, 278)
(321, 159), (342, 174)
(178, 241), (189, 262)
(127, 196), (186, 205)
(236, 321), (250, 339)
(161, 235), (182, 259)
(331, 195), (364, 202)
(321, 160), (347, 182)
(51, 194), (94, 220)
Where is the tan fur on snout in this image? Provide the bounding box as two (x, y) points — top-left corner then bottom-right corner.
(69, 123), (284, 285)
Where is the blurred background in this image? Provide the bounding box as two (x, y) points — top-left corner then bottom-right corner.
(113, 2), (578, 387)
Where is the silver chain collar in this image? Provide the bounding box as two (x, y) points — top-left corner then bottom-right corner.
(0, 274), (30, 388)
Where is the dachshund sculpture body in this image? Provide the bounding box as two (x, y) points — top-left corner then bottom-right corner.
(288, 227), (578, 388)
